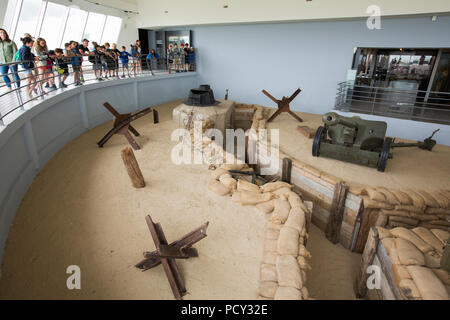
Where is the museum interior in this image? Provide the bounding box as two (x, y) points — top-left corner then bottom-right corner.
(0, 0), (449, 300)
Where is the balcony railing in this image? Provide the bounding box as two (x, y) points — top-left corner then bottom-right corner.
(334, 81), (450, 125)
(0, 53), (196, 125)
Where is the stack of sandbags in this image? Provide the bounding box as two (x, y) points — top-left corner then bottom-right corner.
(258, 183), (312, 300)
(361, 187), (450, 231)
(249, 106), (266, 136)
(376, 226), (449, 300)
(207, 163), (251, 196)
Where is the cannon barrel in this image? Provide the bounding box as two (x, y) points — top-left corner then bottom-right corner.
(322, 112), (358, 128)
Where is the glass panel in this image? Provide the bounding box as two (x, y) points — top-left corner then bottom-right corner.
(60, 7), (88, 45)
(100, 16), (122, 44)
(82, 12), (106, 45)
(2, 0), (19, 31)
(39, 2), (67, 49)
(13, 0), (44, 43)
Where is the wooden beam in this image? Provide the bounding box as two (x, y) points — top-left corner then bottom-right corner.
(325, 182), (349, 244)
(281, 157), (292, 184)
(354, 227), (379, 298)
(121, 147), (145, 188)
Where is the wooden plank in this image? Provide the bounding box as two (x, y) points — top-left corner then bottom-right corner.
(297, 126), (315, 139)
(354, 227), (379, 298)
(326, 182), (349, 244)
(376, 240), (403, 300)
(281, 157), (292, 184)
(354, 208), (380, 253)
(121, 147), (145, 188)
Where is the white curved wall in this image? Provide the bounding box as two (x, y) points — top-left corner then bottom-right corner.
(0, 73), (198, 275)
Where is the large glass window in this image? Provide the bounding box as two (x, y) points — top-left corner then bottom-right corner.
(2, 0), (125, 49)
(2, 0), (19, 32)
(13, 0), (44, 43)
(101, 16), (122, 44)
(83, 12), (106, 44)
(60, 7), (88, 45)
(39, 2), (67, 49)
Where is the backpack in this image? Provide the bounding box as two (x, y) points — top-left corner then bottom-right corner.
(88, 54), (96, 63)
(13, 48), (22, 62)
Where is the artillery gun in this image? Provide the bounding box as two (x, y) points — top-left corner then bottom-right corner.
(312, 112), (439, 172)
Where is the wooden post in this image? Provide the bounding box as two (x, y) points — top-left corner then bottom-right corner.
(281, 157), (292, 184)
(354, 208), (381, 253)
(121, 147), (145, 188)
(325, 182), (349, 244)
(354, 227), (379, 298)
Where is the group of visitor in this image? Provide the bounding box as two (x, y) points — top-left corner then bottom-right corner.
(0, 27), (195, 101)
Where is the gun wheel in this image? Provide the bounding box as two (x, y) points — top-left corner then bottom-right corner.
(377, 137), (393, 172)
(312, 126), (326, 157)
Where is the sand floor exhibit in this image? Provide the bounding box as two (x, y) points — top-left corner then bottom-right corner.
(266, 111), (450, 191)
(0, 100), (361, 300)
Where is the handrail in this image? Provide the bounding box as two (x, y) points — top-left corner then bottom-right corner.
(334, 81), (450, 125)
(0, 52), (196, 125)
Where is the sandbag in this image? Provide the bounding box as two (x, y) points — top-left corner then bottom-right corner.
(433, 191), (450, 208)
(277, 226), (299, 256)
(391, 190), (413, 205)
(265, 226), (281, 240)
(417, 190), (440, 208)
(220, 163), (247, 171)
(362, 196), (393, 210)
(376, 213), (388, 227)
(210, 168), (229, 180)
(426, 207), (450, 215)
(428, 219), (450, 227)
(431, 229), (449, 245)
(403, 189), (426, 211)
(300, 270), (307, 283)
(381, 238), (401, 265)
(364, 187), (386, 202)
(240, 190), (273, 205)
(392, 264), (411, 285)
(274, 286), (302, 300)
(376, 187), (401, 205)
(301, 287), (309, 299)
(273, 187), (293, 198)
(380, 209), (409, 217)
(231, 191), (241, 203)
(432, 269), (450, 286)
(376, 227), (392, 240)
(284, 207), (306, 234)
(219, 174), (237, 190)
(256, 200), (275, 214)
(297, 255), (312, 270)
(276, 255), (303, 289)
(399, 279), (422, 300)
(258, 281), (277, 299)
(390, 227), (433, 253)
(237, 179), (261, 193)
(262, 251), (277, 265)
(389, 216), (419, 227)
(412, 227), (444, 254)
(270, 196), (291, 224)
(260, 263), (277, 282)
(419, 223), (449, 231)
(395, 238), (425, 266)
(264, 239), (278, 253)
(406, 265), (449, 300)
(208, 179), (231, 196)
(288, 192), (310, 213)
(394, 205), (424, 214)
(261, 181), (292, 193)
(298, 244), (312, 258)
(424, 252), (441, 269)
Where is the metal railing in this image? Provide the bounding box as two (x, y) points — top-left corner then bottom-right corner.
(334, 81), (450, 125)
(0, 52), (196, 125)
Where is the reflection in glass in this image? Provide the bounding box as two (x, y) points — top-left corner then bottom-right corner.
(83, 12), (107, 44)
(39, 2), (67, 49)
